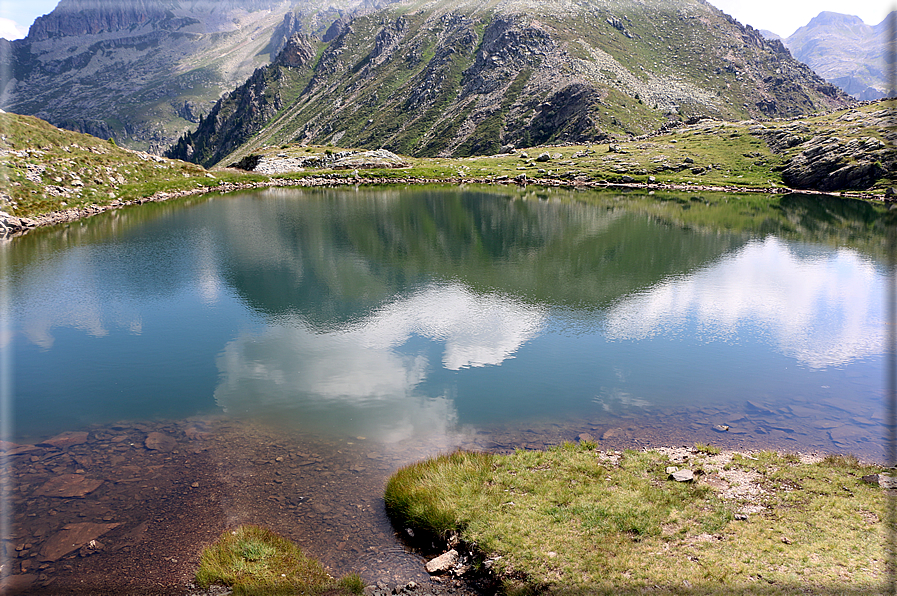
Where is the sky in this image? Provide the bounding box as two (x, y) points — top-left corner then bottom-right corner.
(0, 0), (894, 40)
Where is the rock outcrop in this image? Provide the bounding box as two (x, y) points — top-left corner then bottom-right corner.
(231, 148), (409, 173)
(756, 107), (895, 191)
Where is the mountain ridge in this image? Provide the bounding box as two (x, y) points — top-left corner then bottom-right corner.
(167, 0), (853, 167)
(773, 10), (894, 101)
(0, 0), (390, 151)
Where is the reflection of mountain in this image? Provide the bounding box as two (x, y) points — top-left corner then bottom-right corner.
(216, 187), (748, 327)
(605, 237), (884, 369)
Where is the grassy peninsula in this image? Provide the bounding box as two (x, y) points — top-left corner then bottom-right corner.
(385, 444), (889, 595)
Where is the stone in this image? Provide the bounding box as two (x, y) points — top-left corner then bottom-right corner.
(145, 432), (177, 451)
(38, 431), (89, 449)
(425, 549), (459, 574)
(39, 523), (120, 561)
(601, 427), (625, 440)
(671, 469), (694, 482)
(34, 474), (103, 498)
(577, 433), (594, 443)
(6, 444), (41, 456)
(862, 474), (897, 489)
(745, 400), (773, 415)
(536, 152), (551, 162)
(184, 426), (211, 440)
(665, 466), (679, 474)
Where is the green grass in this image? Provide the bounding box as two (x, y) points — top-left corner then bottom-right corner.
(385, 445), (889, 595)
(196, 525), (364, 595)
(0, 112), (264, 218)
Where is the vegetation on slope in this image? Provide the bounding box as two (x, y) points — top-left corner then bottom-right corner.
(0, 112), (262, 219)
(385, 445), (889, 595)
(2, 100), (892, 232)
(167, 0), (853, 168)
(230, 101), (896, 193)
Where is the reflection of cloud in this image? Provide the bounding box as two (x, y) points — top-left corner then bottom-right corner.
(195, 230), (221, 306)
(605, 238), (883, 369)
(12, 257), (145, 349)
(214, 324), (449, 442)
(594, 387), (651, 411)
(214, 282), (547, 441)
(358, 283), (547, 370)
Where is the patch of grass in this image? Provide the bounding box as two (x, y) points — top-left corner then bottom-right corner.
(196, 525), (363, 595)
(386, 446), (888, 595)
(694, 442), (721, 455)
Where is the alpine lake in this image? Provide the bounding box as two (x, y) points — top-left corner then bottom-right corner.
(2, 184), (893, 591)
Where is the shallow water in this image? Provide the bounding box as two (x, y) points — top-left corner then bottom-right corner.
(2, 185), (892, 587)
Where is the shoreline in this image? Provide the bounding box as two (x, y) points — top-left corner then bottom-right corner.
(1, 173), (891, 240)
(2, 410), (890, 594)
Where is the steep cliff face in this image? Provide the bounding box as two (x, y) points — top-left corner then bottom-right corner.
(0, 0), (384, 152)
(776, 11), (894, 101)
(169, 0), (854, 166)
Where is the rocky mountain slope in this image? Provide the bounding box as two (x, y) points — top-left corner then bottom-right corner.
(775, 11), (894, 101)
(0, 0), (390, 152)
(167, 0), (854, 167)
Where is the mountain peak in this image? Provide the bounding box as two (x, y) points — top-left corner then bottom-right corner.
(802, 11), (867, 31)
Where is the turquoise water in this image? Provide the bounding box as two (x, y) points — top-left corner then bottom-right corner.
(4, 186), (890, 459)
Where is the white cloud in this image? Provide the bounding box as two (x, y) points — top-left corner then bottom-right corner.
(0, 17), (27, 40)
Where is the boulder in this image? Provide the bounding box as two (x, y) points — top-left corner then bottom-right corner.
(34, 474), (103, 498)
(39, 522), (120, 561)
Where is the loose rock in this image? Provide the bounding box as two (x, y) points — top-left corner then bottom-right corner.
(425, 549), (459, 574)
(671, 469), (695, 482)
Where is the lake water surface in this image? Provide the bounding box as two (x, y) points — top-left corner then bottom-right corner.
(2, 185), (892, 586)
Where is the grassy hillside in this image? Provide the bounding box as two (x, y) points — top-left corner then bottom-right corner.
(230, 101), (896, 193)
(0, 112), (262, 220)
(2, 101), (892, 230)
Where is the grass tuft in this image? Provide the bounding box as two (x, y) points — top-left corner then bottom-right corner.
(196, 525), (362, 595)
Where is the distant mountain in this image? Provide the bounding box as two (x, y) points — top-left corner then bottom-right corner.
(773, 11), (893, 101)
(0, 0), (390, 152)
(168, 0), (854, 167)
